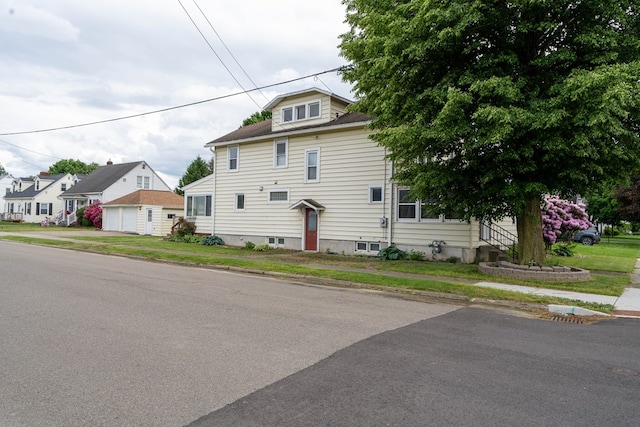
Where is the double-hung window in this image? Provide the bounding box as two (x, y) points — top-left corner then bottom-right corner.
(274, 139), (288, 168)
(228, 145), (239, 171)
(136, 176), (150, 189)
(305, 148), (320, 183)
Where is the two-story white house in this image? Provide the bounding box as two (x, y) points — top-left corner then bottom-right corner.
(197, 88), (515, 263)
(59, 160), (171, 226)
(3, 173), (76, 224)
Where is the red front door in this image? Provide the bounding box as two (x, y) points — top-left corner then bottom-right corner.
(304, 208), (318, 251)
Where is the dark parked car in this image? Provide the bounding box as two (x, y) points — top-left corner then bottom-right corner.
(573, 227), (601, 245)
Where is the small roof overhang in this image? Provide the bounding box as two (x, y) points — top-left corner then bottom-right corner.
(289, 199), (325, 212)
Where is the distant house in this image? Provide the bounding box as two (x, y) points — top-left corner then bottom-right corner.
(0, 173), (14, 218)
(195, 87), (516, 263)
(59, 160), (171, 226)
(3, 173), (76, 224)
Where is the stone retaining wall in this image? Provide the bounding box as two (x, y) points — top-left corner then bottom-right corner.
(478, 261), (590, 282)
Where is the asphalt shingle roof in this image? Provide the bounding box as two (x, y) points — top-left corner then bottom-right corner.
(60, 162), (141, 196)
(103, 190), (184, 208)
(3, 173), (68, 200)
(207, 112), (372, 145)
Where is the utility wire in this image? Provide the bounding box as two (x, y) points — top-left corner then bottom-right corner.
(190, 0), (270, 103)
(0, 138), (63, 160)
(0, 66), (349, 136)
(177, 0), (263, 111)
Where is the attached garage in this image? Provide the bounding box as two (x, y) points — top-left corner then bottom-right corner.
(102, 190), (184, 236)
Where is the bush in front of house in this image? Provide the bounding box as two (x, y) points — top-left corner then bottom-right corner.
(175, 218), (196, 237)
(201, 235), (224, 246)
(84, 201), (102, 229)
(378, 245), (407, 261)
(75, 207), (92, 227)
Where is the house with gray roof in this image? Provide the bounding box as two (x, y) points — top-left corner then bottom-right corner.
(3, 172), (76, 224)
(59, 160), (171, 226)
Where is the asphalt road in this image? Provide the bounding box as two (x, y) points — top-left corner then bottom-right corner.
(0, 240), (455, 426)
(193, 308), (640, 427)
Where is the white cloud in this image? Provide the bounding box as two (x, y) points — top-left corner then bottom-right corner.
(0, 0), (354, 189)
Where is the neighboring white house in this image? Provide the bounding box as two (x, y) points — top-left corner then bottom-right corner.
(59, 160), (171, 225)
(3, 173), (76, 224)
(102, 189), (184, 236)
(199, 87), (516, 263)
(0, 173), (14, 218)
(182, 174), (214, 235)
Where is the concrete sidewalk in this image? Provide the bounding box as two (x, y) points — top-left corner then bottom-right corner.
(476, 258), (640, 318)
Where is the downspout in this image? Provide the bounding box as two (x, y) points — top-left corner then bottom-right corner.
(387, 157), (394, 248)
(209, 146), (216, 236)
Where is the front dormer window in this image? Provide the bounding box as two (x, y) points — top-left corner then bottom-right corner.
(281, 100), (321, 124)
(35, 180), (40, 191)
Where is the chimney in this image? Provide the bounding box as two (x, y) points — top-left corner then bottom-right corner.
(107, 159), (113, 166)
(40, 171), (50, 176)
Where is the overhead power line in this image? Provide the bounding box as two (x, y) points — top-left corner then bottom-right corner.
(189, 0), (270, 103)
(177, 0), (263, 111)
(0, 66), (349, 136)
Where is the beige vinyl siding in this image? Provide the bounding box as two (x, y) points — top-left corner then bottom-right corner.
(272, 93), (349, 131)
(183, 176), (215, 235)
(392, 220), (474, 248)
(214, 127), (389, 243)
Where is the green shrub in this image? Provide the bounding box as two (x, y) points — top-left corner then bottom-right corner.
(552, 243), (575, 257)
(201, 235), (225, 246)
(183, 235), (202, 244)
(253, 243), (270, 252)
(409, 250), (424, 261)
(176, 218), (196, 237)
(75, 207), (92, 226)
(378, 245), (407, 261)
(244, 241), (256, 250)
(445, 256), (461, 264)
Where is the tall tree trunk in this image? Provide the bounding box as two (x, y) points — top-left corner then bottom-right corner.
(516, 195), (546, 266)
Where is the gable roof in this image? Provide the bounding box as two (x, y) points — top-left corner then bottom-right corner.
(60, 161), (142, 196)
(206, 111), (372, 146)
(182, 173), (214, 191)
(103, 190), (183, 208)
(3, 173), (69, 200)
(263, 87), (352, 111)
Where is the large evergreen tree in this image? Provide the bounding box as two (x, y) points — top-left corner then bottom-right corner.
(174, 155), (212, 196)
(340, 0), (640, 265)
(0, 163), (6, 175)
(49, 159), (99, 175)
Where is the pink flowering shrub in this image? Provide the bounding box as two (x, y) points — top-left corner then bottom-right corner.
(541, 195), (591, 245)
(84, 201), (102, 229)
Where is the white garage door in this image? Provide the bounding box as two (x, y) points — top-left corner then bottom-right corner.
(122, 208), (138, 233)
(103, 207), (120, 231)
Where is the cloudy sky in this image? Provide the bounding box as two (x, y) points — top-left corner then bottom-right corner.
(0, 0), (354, 188)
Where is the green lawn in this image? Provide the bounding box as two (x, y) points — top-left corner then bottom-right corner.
(548, 237), (638, 273)
(2, 225), (637, 313)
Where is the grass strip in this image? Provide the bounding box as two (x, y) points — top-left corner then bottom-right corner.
(0, 235), (614, 313)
